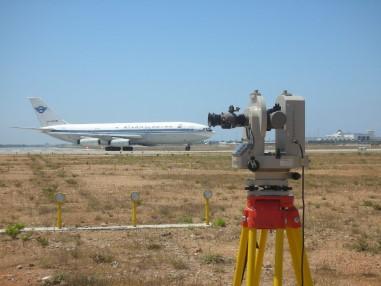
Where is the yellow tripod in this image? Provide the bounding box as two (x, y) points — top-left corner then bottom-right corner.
(232, 194), (313, 286)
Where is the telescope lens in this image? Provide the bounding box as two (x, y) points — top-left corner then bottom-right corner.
(208, 113), (221, 127)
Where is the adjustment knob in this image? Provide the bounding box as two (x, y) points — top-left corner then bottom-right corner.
(247, 158), (260, 172)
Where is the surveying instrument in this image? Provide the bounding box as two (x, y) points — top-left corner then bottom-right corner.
(208, 90), (313, 286)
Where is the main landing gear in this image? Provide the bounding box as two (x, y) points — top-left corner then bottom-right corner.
(105, 146), (134, 151)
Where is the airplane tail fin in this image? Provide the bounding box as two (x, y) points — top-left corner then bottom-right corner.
(28, 97), (68, 127)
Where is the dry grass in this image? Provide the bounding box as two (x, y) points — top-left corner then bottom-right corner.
(0, 152), (380, 285)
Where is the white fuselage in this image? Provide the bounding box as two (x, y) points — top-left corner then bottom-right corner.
(42, 122), (213, 146)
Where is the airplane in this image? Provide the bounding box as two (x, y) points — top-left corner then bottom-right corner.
(19, 97), (214, 151)
(322, 129), (355, 141)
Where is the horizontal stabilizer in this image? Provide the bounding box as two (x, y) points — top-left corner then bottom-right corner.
(11, 126), (45, 131)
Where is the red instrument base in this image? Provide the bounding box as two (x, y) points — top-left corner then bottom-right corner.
(242, 195), (301, 229)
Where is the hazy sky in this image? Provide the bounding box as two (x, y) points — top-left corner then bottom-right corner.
(1, 0), (380, 144)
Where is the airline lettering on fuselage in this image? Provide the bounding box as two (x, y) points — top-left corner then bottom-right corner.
(35, 106), (47, 114)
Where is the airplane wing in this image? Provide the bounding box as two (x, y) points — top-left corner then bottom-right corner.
(13, 127), (143, 142)
(47, 130), (143, 140)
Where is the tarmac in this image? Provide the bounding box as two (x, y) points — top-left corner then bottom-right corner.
(0, 145), (380, 155)
(0, 146), (231, 155)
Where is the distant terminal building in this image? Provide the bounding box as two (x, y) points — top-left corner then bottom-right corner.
(318, 129), (379, 143)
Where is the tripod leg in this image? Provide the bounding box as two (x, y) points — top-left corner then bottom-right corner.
(246, 228), (257, 286)
(274, 229), (284, 286)
(286, 228), (302, 285)
(286, 228), (313, 286)
(253, 229), (268, 286)
(233, 226), (248, 286)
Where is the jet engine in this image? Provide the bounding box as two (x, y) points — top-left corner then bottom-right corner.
(109, 138), (131, 147)
(77, 138), (101, 146)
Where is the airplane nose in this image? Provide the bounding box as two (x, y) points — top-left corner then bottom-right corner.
(205, 128), (214, 137)
(203, 127), (213, 133)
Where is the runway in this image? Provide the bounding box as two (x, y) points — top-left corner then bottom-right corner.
(0, 145), (380, 155)
(0, 146), (232, 155)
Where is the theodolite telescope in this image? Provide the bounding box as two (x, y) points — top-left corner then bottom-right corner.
(208, 90), (308, 191)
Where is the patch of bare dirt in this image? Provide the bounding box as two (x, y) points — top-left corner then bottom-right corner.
(0, 153), (380, 285)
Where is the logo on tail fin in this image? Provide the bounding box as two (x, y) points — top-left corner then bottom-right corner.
(35, 106), (47, 114)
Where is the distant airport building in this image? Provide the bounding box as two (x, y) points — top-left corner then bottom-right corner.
(319, 129), (378, 142)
